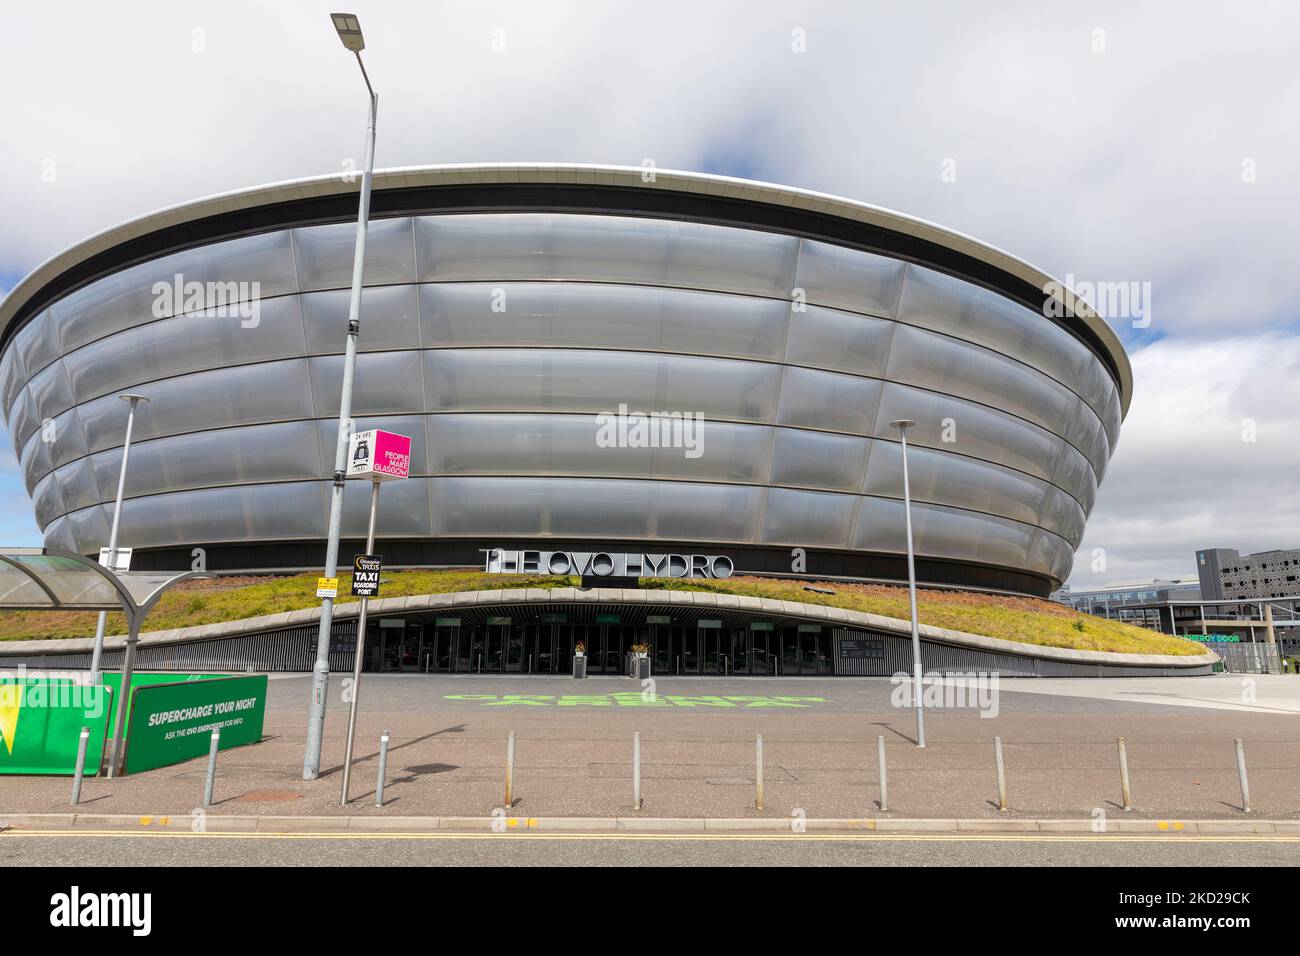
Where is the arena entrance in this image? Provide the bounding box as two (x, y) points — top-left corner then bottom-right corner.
(372, 609), (838, 676)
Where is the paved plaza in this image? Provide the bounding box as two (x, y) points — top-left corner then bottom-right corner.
(4, 673), (1298, 822)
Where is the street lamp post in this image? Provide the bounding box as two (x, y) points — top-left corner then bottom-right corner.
(304, 12), (378, 780)
(89, 393), (149, 682)
(890, 418), (926, 748)
(340, 479), (380, 804)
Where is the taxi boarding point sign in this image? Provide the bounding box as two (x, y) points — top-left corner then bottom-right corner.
(347, 429), (411, 481)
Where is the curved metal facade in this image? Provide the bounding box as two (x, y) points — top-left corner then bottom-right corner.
(0, 171), (1128, 594)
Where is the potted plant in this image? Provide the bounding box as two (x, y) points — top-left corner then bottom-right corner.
(572, 641), (588, 679)
(574, 641), (586, 657)
(629, 641), (651, 678)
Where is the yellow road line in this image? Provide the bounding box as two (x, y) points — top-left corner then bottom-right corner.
(3, 829), (1299, 843)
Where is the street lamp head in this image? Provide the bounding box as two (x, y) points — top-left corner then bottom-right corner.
(889, 418), (916, 431)
(118, 393), (150, 405)
(331, 12), (365, 52)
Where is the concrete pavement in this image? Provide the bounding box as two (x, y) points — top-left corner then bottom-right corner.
(5, 673), (1298, 822)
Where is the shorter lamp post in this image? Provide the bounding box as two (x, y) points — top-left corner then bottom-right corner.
(340, 478), (381, 805)
(890, 418), (925, 748)
(338, 429), (411, 804)
(90, 393), (149, 682)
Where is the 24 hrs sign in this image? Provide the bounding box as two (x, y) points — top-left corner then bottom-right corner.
(351, 555), (382, 597)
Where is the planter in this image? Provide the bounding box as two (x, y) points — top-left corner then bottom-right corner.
(629, 654), (651, 680)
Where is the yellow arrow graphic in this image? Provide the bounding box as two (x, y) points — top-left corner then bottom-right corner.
(0, 683), (22, 755)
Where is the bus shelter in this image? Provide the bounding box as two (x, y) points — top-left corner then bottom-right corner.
(0, 547), (213, 775)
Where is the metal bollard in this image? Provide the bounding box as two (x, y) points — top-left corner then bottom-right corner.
(203, 728), (220, 808)
(1117, 737), (1133, 810)
(504, 731), (516, 807)
(756, 734), (764, 810)
(994, 736), (1007, 812)
(71, 727), (90, 806)
(633, 732), (642, 810)
(1235, 738), (1251, 813)
(375, 730), (390, 807)
(877, 735), (888, 812)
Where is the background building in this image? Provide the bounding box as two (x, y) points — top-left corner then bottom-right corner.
(1197, 546), (1300, 601)
(1052, 576), (1201, 616)
(0, 164), (1131, 598)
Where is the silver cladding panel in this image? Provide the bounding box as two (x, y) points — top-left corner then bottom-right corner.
(3, 212), (1126, 587)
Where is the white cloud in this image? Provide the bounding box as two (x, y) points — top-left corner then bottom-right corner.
(1069, 333), (1300, 584)
(1, 1), (1298, 344)
(2, 0), (1299, 574)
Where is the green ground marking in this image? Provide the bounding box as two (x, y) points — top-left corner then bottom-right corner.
(444, 693), (830, 708)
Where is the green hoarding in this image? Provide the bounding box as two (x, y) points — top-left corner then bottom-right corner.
(123, 674), (267, 774)
(100, 672), (228, 735)
(0, 679), (112, 776)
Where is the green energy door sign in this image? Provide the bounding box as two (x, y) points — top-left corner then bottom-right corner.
(124, 675), (267, 774)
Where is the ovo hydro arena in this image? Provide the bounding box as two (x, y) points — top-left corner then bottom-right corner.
(0, 165), (1163, 677)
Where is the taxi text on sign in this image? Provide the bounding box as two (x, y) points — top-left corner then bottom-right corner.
(351, 555), (383, 597)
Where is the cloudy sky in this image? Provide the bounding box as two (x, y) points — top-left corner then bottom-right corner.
(1, 0), (1297, 586)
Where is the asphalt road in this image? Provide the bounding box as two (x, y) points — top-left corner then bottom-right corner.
(4, 831), (1300, 866)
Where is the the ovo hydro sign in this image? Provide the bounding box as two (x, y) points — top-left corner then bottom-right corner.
(485, 548), (735, 579)
(123, 675), (268, 774)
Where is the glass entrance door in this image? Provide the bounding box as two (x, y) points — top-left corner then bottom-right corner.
(468, 626), (487, 673)
(380, 627), (421, 671)
(779, 629), (799, 676)
(700, 627), (721, 674)
(725, 629), (749, 675)
(532, 624), (553, 674)
(623, 625), (649, 676)
(482, 624), (504, 672)
(504, 625), (524, 673)
(572, 625), (600, 672)
(456, 627), (475, 672)
(750, 629), (771, 674)
(680, 627), (699, 673)
(551, 625), (575, 674)
(431, 625), (459, 672)
(651, 626), (671, 674)
(798, 627), (822, 675)
(602, 625), (629, 674)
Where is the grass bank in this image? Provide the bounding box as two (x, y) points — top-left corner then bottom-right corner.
(0, 568), (1205, 656)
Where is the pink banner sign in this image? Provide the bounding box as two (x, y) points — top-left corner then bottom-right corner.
(347, 429), (411, 481)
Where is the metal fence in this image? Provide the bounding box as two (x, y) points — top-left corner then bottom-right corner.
(0, 623), (358, 673)
(828, 629), (1214, 678)
(1212, 642), (1284, 674)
